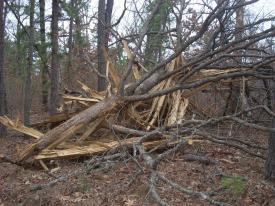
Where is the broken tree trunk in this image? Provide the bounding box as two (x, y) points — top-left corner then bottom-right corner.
(18, 95), (122, 162)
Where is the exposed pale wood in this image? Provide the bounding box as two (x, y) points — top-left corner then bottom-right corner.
(46, 124), (84, 150)
(103, 49), (121, 88)
(167, 92), (181, 125)
(18, 96), (122, 162)
(63, 94), (100, 103)
(77, 118), (104, 143)
(0, 116), (43, 139)
(34, 137), (179, 160)
(39, 160), (49, 171)
(77, 80), (105, 100)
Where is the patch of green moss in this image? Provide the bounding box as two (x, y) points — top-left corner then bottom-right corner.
(221, 176), (246, 196)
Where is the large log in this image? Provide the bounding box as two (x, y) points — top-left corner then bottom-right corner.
(18, 96), (122, 162)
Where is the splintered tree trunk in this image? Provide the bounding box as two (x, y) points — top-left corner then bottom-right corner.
(19, 96), (121, 161)
(23, 0), (34, 125)
(39, 0), (48, 108)
(0, 0), (7, 137)
(265, 80), (275, 181)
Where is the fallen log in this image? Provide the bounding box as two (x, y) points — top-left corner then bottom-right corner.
(18, 96), (122, 162)
(33, 137), (178, 160)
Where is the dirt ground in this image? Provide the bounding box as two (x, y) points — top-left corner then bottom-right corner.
(1, 127), (275, 206)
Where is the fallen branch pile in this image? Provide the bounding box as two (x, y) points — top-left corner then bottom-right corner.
(1, 38), (273, 205)
(0, 46), (270, 164)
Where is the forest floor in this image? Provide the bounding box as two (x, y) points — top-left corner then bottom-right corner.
(1, 126), (275, 206)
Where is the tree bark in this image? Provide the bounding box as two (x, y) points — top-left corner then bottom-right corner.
(49, 0), (60, 115)
(97, 0), (113, 91)
(67, 0), (74, 88)
(19, 96), (121, 161)
(97, 0), (107, 91)
(39, 0), (48, 108)
(23, 0), (34, 125)
(0, 0), (7, 137)
(226, 0), (245, 114)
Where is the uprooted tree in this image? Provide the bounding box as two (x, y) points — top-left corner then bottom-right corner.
(1, 0), (275, 205)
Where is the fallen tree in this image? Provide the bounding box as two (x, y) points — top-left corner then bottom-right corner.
(1, 0), (275, 205)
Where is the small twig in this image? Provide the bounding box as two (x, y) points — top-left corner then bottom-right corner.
(157, 173), (231, 206)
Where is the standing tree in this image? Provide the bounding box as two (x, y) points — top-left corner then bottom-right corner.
(23, 0), (35, 125)
(97, 0), (114, 91)
(226, 0), (245, 114)
(39, 0), (49, 109)
(49, 0), (60, 114)
(144, 0), (171, 69)
(66, 0), (74, 88)
(0, 0), (7, 136)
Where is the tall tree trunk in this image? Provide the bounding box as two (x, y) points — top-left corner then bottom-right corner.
(23, 0), (34, 125)
(105, 0), (114, 46)
(226, 0), (245, 114)
(144, 0), (169, 69)
(67, 0), (74, 89)
(265, 78), (275, 181)
(97, 0), (107, 91)
(15, 0), (22, 77)
(74, 0), (82, 54)
(0, 0), (7, 137)
(49, 0), (60, 115)
(97, 0), (113, 91)
(39, 0), (48, 109)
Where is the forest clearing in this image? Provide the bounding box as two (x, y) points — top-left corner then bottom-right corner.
(1, 0), (275, 205)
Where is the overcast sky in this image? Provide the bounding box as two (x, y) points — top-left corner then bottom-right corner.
(5, 0), (275, 41)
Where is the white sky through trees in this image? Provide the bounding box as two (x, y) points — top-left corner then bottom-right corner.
(5, 0), (275, 46)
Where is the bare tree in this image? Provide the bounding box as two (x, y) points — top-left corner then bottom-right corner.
(39, 0), (48, 109)
(23, 0), (35, 125)
(97, 0), (114, 91)
(0, 0), (7, 136)
(49, 0), (60, 114)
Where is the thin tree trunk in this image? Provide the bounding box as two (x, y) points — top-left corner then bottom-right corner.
(23, 0), (34, 125)
(39, 0), (48, 108)
(227, 0), (245, 114)
(97, 0), (113, 91)
(105, 0), (113, 48)
(49, 0), (60, 115)
(75, 0), (82, 54)
(0, 0), (7, 137)
(16, 0), (22, 77)
(67, 0), (74, 89)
